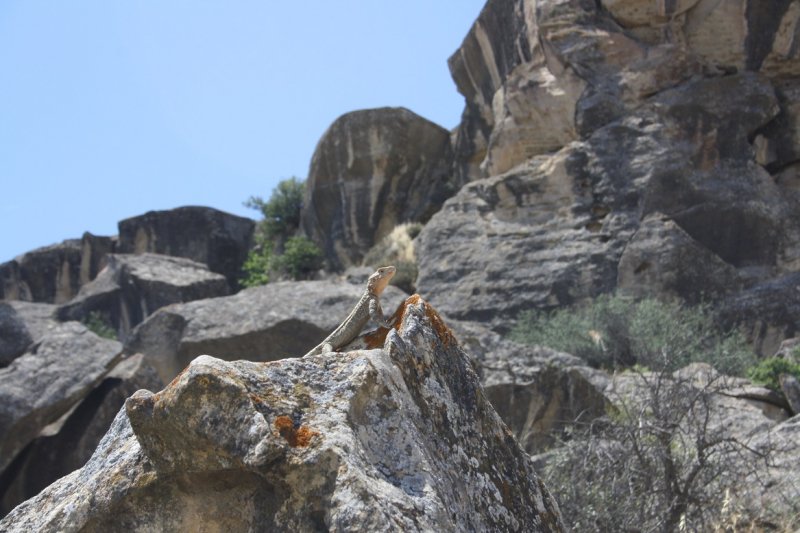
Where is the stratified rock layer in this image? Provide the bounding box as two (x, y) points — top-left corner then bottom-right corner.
(0, 297), (565, 532)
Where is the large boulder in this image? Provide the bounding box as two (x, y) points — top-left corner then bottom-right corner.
(125, 279), (408, 384)
(0, 353), (161, 517)
(300, 107), (455, 270)
(0, 240), (83, 304)
(116, 206), (255, 291)
(57, 253), (230, 340)
(0, 323), (122, 477)
(0, 297), (565, 532)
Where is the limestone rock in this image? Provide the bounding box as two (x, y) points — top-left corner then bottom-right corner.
(124, 279), (408, 384)
(0, 322), (122, 477)
(780, 373), (800, 415)
(0, 240), (83, 304)
(300, 107), (454, 270)
(0, 297), (565, 532)
(0, 304), (32, 367)
(116, 206), (255, 291)
(57, 253), (230, 340)
(0, 353), (161, 517)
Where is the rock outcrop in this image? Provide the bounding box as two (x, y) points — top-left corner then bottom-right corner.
(416, 0), (800, 353)
(125, 279), (408, 384)
(0, 353), (161, 516)
(0, 323), (122, 477)
(300, 107), (455, 270)
(116, 206), (255, 292)
(0, 304), (32, 367)
(0, 297), (565, 532)
(0, 240), (83, 304)
(57, 253), (230, 340)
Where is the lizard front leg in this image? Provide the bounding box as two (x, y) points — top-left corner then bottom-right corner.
(369, 295), (394, 328)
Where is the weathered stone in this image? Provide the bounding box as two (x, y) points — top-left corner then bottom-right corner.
(57, 253), (230, 340)
(1, 240), (83, 304)
(0, 322), (122, 477)
(125, 279), (408, 384)
(4, 301), (59, 344)
(717, 273), (800, 356)
(774, 336), (800, 362)
(755, 78), (800, 172)
(780, 373), (800, 415)
(417, 73), (798, 337)
(0, 261), (25, 301)
(116, 206), (255, 291)
(0, 304), (32, 367)
(79, 232), (115, 286)
(481, 364), (608, 455)
(617, 212), (742, 304)
(0, 353), (161, 517)
(300, 107), (454, 270)
(0, 297), (565, 532)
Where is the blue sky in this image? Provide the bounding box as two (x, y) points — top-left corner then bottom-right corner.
(0, 1), (485, 262)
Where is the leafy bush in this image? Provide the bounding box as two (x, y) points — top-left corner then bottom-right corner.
(244, 177), (305, 240)
(240, 246), (271, 288)
(83, 311), (117, 340)
(510, 294), (755, 375)
(746, 357), (800, 392)
(271, 235), (322, 280)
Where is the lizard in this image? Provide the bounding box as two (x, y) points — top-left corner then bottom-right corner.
(303, 265), (397, 357)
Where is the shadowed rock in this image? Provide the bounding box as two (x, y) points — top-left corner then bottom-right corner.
(0, 323), (122, 477)
(57, 253), (230, 340)
(116, 206), (255, 292)
(0, 353), (161, 517)
(125, 279), (408, 385)
(0, 240), (83, 304)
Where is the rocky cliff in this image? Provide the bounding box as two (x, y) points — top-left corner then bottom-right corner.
(3, 0), (800, 529)
(416, 0), (800, 356)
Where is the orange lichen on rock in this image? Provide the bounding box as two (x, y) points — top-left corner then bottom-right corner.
(364, 294), (458, 350)
(274, 415), (318, 448)
(364, 297), (410, 349)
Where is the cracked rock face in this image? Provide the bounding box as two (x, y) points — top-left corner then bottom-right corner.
(0, 297), (565, 532)
(432, 0), (800, 354)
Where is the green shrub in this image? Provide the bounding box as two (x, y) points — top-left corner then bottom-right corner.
(240, 246), (272, 288)
(271, 235), (322, 280)
(510, 294), (755, 375)
(244, 177), (305, 240)
(746, 357), (800, 392)
(83, 311), (117, 340)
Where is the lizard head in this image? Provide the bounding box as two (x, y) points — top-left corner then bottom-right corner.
(367, 266), (396, 295)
